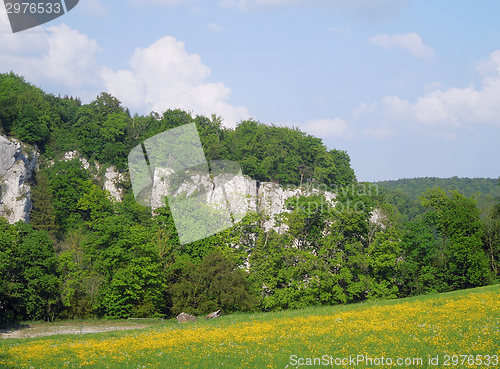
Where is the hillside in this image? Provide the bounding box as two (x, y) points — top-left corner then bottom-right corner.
(1, 72), (499, 327)
(376, 176), (500, 200)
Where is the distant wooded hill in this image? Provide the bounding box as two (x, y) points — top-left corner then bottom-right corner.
(376, 177), (500, 200)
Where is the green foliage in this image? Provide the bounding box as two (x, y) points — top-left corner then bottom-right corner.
(30, 170), (57, 237)
(398, 188), (492, 294)
(371, 184), (426, 224)
(397, 217), (447, 296)
(0, 221), (60, 322)
(226, 119), (355, 187)
(478, 195), (500, 277)
(0, 72), (59, 147)
(77, 182), (114, 226)
(170, 250), (258, 316)
(46, 159), (90, 233)
(377, 176), (500, 201)
(73, 94), (132, 169)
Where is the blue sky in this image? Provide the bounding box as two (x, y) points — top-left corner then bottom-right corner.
(1, 0), (500, 182)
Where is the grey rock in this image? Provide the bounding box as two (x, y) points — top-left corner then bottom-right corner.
(176, 312), (196, 323)
(104, 167), (124, 202)
(0, 135), (38, 224)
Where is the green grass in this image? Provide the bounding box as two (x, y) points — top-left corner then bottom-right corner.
(1, 285), (499, 368)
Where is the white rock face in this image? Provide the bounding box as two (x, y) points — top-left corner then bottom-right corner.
(149, 169), (257, 213)
(104, 167), (125, 202)
(257, 182), (336, 232)
(148, 166), (335, 234)
(0, 135), (38, 224)
(150, 167), (175, 209)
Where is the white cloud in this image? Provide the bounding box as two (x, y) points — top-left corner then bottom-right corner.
(0, 23), (103, 94)
(360, 50), (500, 139)
(369, 32), (435, 60)
(102, 36), (250, 127)
(476, 49), (500, 75)
(279, 50), (500, 143)
(0, 16), (247, 126)
(0, 12), (49, 54)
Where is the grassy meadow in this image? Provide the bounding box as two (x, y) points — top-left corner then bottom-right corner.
(1, 284), (499, 368)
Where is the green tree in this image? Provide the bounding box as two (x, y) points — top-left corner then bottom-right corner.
(1, 222), (61, 322)
(46, 159), (90, 232)
(0, 219), (18, 322)
(30, 170), (58, 238)
(397, 216), (447, 296)
(421, 188), (491, 289)
(170, 250), (257, 316)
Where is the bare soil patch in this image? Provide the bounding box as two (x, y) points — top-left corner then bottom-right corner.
(1, 320), (156, 339)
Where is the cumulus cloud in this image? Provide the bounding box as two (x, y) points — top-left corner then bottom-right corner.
(0, 22), (103, 95)
(102, 36), (250, 127)
(0, 11), (49, 54)
(348, 49), (500, 141)
(381, 52), (500, 127)
(0, 12), (249, 127)
(321, 51), (500, 142)
(369, 32), (435, 60)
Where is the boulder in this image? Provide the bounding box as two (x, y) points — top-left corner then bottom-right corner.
(176, 312), (196, 323)
(205, 310), (221, 319)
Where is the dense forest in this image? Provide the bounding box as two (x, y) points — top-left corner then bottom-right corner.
(377, 177), (500, 201)
(1, 72), (499, 323)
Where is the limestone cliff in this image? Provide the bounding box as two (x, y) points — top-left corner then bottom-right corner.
(0, 136), (337, 230)
(0, 135), (38, 223)
(148, 167), (336, 233)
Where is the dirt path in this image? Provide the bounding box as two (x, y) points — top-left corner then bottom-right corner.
(1, 321), (154, 339)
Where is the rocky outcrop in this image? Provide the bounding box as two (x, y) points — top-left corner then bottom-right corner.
(104, 167), (124, 202)
(0, 135), (38, 224)
(176, 312), (196, 323)
(147, 167), (336, 234)
(59, 151), (125, 202)
(0, 137), (337, 230)
(257, 182), (336, 232)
